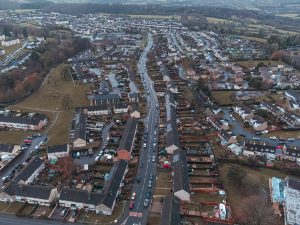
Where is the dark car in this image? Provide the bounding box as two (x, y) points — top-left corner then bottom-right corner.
(140, 163), (143, 168)
(146, 191), (151, 198)
(71, 209), (78, 218)
(136, 176), (141, 183)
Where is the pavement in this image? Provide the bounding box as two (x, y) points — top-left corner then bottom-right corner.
(0, 134), (47, 187)
(116, 32), (159, 225)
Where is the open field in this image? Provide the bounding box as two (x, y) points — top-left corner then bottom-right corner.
(211, 91), (235, 105)
(219, 163), (292, 216)
(207, 17), (229, 23)
(277, 14), (300, 19)
(127, 14), (180, 19)
(236, 60), (285, 68)
(4, 63), (90, 145)
(237, 35), (267, 43)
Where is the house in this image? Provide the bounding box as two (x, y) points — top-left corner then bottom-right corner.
(284, 146), (300, 165)
(47, 144), (70, 160)
(280, 112), (300, 127)
(130, 105), (141, 119)
(218, 130), (237, 145)
(173, 149), (190, 202)
(13, 157), (44, 185)
(243, 141), (276, 159)
(234, 105), (254, 120)
(81, 106), (110, 115)
(59, 160), (128, 215)
(0, 183), (58, 206)
(73, 112), (87, 148)
(128, 92), (139, 103)
(260, 101), (284, 116)
(159, 194), (181, 225)
(1, 38), (20, 47)
(59, 188), (104, 212)
(165, 91), (180, 154)
(249, 117), (268, 131)
(117, 118), (138, 160)
(284, 178), (300, 225)
(0, 144), (21, 154)
(227, 144), (242, 155)
(98, 160), (128, 215)
(0, 115), (48, 131)
(88, 93), (120, 106)
(207, 116), (229, 131)
(114, 103), (128, 114)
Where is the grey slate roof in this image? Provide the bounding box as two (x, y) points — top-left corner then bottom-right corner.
(102, 160), (128, 209)
(59, 188), (104, 205)
(165, 91), (179, 148)
(117, 118), (137, 152)
(0, 144), (15, 153)
(47, 144), (68, 154)
(4, 183), (52, 200)
(73, 113), (87, 141)
(173, 150), (190, 193)
(0, 115), (46, 126)
(159, 194), (181, 225)
(14, 157), (44, 184)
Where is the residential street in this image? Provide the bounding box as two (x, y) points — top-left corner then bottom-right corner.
(117, 33), (158, 225)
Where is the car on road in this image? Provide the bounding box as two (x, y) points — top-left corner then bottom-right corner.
(131, 192), (136, 200)
(34, 146), (39, 151)
(143, 143), (147, 148)
(270, 136), (277, 140)
(152, 156), (156, 162)
(140, 163), (143, 168)
(146, 191), (152, 198)
(288, 138), (295, 142)
(143, 198), (150, 208)
(129, 201), (135, 209)
(252, 137), (261, 141)
(136, 176), (141, 183)
(148, 180), (152, 188)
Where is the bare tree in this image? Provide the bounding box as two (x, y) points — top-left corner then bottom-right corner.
(237, 195), (282, 225)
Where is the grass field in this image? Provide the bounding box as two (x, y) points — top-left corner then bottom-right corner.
(236, 60), (285, 68)
(211, 91), (236, 105)
(207, 17), (229, 23)
(3, 63), (90, 145)
(277, 14), (300, 19)
(127, 14), (180, 19)
(220, 163), (289, 216)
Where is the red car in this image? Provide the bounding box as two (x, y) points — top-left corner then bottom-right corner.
(129, 201), (134, 209)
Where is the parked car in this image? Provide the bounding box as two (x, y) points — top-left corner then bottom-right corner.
(146, 191), (151, 198)
(148, 180), (152, 188)
(140, 163), (143, 168)
(60, 208), (67, 217)
(136, 176), (141, 183)
(71, 209), (78, 218)
(129, 201), (135, 209)
(131, 192), (136, 200)
(270, 136), (277, 140)
(288, 138), (295, 142)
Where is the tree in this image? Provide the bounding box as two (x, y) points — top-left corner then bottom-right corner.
(237, 195), (282, 225)
(22, 27), (29, 39)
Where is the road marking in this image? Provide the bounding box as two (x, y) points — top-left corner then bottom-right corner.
(129, 212), (143, 218)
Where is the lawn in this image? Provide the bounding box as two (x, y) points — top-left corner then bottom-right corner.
(207, 17), (229, 23)
(211, 91), (236, 105)
(154, 170), (172, 196)
(2, 42), (23, 55)
(276, 14), (300, 19)
(7, 63), (90, 145)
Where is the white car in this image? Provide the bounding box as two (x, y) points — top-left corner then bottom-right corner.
(269, 136), (277, 140)
(288, 138), (295, 142)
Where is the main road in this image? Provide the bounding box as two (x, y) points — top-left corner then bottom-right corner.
(117, 33), (159, 225)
